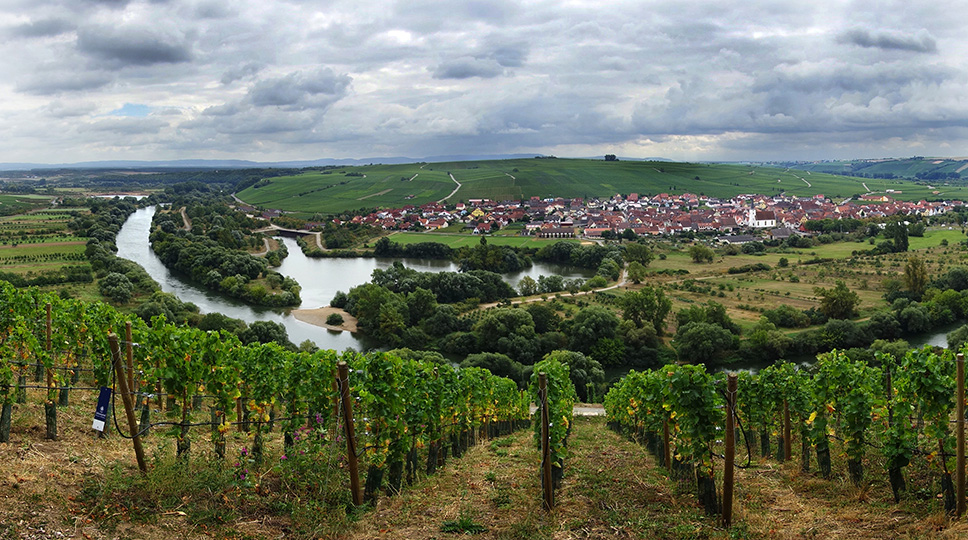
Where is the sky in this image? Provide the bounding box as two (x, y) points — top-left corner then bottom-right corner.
(1, 0), (966, 164)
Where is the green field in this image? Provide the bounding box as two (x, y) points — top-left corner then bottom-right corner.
(386, 231), (582, 249)
(235, 158), (968, 215)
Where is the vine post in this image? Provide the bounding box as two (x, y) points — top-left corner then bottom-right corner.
(957, 352), (965, 518)
(337, 361), (362, 506)
(108, 333), (147, 474)
(539, 372), (554, 510)
(44, 302), (55, 440)
(723, 373), (737, 528)
(663, 418), (672, 474)
(125, 322), (136, 409)
(783, 400), (792, 462)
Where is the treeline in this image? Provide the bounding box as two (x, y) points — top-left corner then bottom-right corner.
(371, 237), (531, 273)
(0, 266), (92, 288)
(75, 197), (160, 304)
(333, 268), (673, 396)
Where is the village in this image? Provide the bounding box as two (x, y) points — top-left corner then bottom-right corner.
(312, 191), (965, 242)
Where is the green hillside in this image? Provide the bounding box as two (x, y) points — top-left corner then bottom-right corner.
(237, 158), (968, 215)
(781, 157), (968, 182)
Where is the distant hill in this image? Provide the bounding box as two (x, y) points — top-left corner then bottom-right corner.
(771, 157), (968, 183)
(234, 157), (968, 216)
(0, 154), (551, 171)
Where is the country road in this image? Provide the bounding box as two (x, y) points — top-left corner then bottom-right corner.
(438, 173), (462, 203)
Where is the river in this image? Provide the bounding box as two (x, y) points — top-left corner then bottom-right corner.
(115, 206), (593, 350)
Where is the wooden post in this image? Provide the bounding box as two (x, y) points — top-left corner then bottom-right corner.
(44, 303), (55, 440)
(957, 353), (965, 517)
(663, 418), (672, 473)
(125, 322), (135, 406)
(723, 373), (738, 528)
(539, 372), (553, 510)
(108, 333), (147, 474)
(338, 362), (363, 506)
(783, 400), (792, 462)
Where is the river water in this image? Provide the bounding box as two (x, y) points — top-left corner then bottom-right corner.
(115, 206), (593, 350)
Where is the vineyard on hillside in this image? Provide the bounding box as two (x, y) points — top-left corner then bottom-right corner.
(605, 348), (968, 521)
(0, 280), (537, 516)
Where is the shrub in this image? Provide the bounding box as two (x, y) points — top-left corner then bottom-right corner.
(326, 313), (344, 326)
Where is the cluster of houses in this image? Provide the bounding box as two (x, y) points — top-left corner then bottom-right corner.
(259, 192), (964, 239)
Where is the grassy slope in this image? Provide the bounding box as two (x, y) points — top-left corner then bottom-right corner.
(236, 159), (968, 216)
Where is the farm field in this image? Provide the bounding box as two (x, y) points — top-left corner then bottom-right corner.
(0, 208), (89, 274)
(235, 158), (968, 216)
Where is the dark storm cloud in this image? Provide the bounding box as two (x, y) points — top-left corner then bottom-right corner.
(76, 26), (193, 66)
(839, 28), (937, 53)
(432, 57), (504, 79)
(17, 69), (113, 95)
(8, 18), (75, 38)
(247, 69), (352, 110)
(221, 62), (264, 85)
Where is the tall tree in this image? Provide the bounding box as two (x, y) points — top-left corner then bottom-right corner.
(884, 220), (909, 252)
(903, 255), (928, 299)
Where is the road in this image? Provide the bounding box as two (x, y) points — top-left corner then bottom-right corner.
(438, 173), (462, 203)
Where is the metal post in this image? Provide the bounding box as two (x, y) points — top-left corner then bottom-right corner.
(539, 372), (553, 510)
(723, 373), (737, 527)
(109, 333), (147, 474)
(338, 362), (363, 506)
(957, 353), (965, 517)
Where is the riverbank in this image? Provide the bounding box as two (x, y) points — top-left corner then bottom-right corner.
(291, 306), (358, 332)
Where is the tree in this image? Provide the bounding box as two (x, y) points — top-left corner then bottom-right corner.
(675, 322), (737, 364)
(627, 261), (647, 284)
(239, 320), (291, 348)
(98, 272), (134, 304)
(567, 306), (618, 353)
(903, 255), (928, 299)
(623, 242), (654, 266)
(461, 353), (525, 387)
(541, 350), (605, 402)
(814, 280), (860, 320)
(948, 324), (968, 351)
(621, 287), (672, 335)
(621, 228), (637, 242)
(689, 244), (715, 263)
(604, 154), (618, 161)
(597, 258), (621, 281)
(884, 220), (909, 252)
(518, 275), (538, 296)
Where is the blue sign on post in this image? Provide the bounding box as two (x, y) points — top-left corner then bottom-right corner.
(92, 387), (112, 432)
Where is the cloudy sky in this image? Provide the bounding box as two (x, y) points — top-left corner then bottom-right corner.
(1, 0), (966, 164)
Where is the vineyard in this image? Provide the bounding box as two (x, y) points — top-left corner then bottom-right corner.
(0, 280), (575, 534)
(604, 348), (968, 524)
(11, 270), (968, 537)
